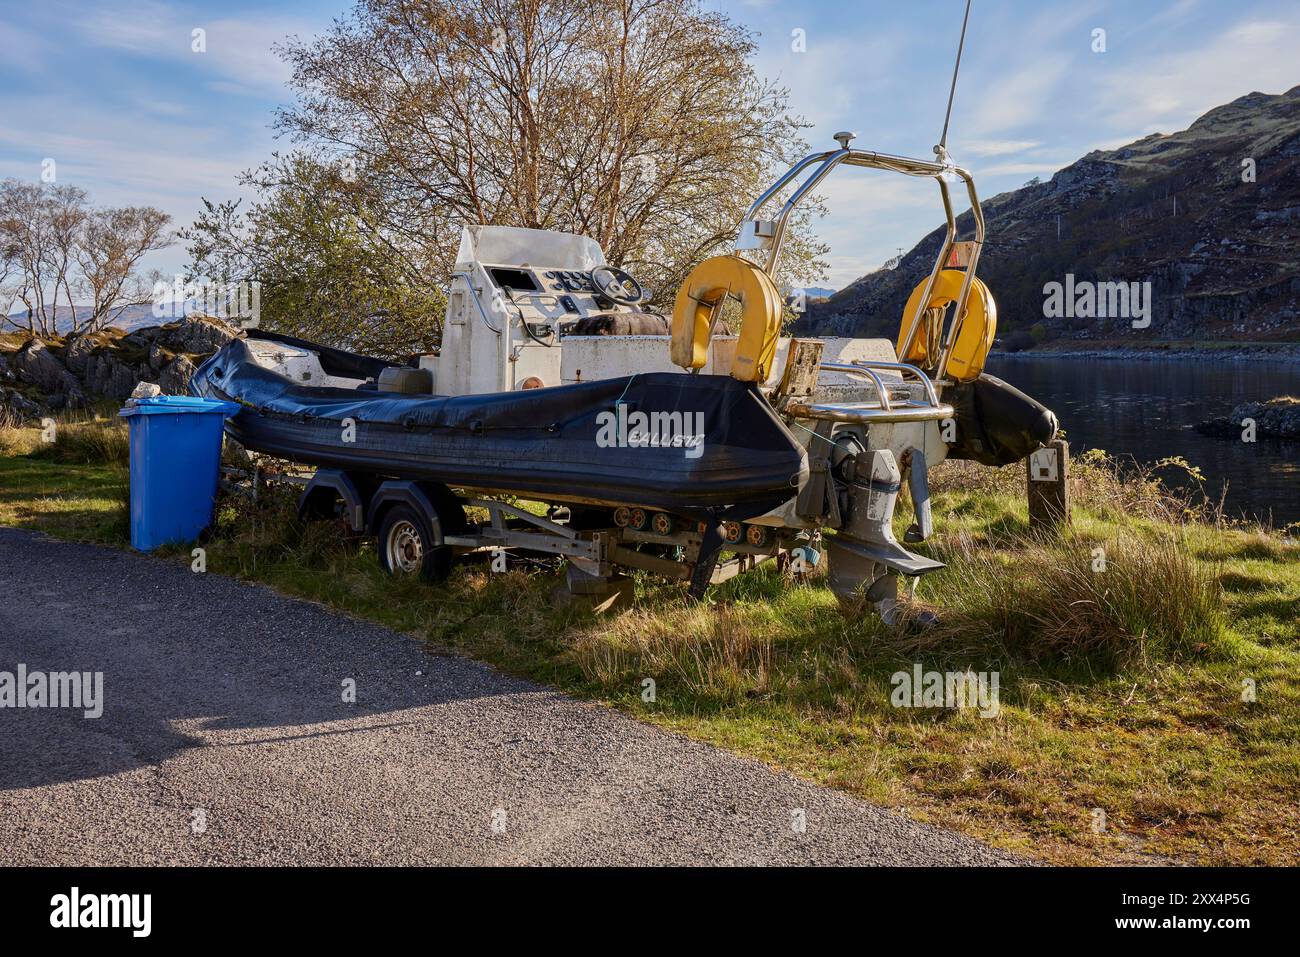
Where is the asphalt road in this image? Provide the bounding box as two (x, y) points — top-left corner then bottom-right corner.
(0, 527), (1020, 866)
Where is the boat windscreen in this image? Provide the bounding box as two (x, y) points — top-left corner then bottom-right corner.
(456, 225), (606, 271)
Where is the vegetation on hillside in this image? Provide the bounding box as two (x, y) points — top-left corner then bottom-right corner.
(804, 87), (1300, 345)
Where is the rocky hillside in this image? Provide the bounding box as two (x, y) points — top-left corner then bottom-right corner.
(802, 87), (1300, 345)
(0, 318), (236, 424)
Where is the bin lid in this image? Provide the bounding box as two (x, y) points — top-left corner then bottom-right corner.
(119, 395), (242, 417)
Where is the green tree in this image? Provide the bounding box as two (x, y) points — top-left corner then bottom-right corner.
(183, 155), (442, 358)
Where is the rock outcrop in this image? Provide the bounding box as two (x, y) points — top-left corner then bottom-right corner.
(80, 351), (140, 401)
(1196, 397), (1300, 440)
(1, 383), (44, 426)
(12, 339), (86, 409)
(158, 355), (197, 396)
(0, 317), (238, 422)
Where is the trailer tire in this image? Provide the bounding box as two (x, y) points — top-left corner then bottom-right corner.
(376, 504), (452, 583)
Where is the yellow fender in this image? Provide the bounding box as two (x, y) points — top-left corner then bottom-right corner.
(671, 255), (783, 383)
(897, 269), (997, 383)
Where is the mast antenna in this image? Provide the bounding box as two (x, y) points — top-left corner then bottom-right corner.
(936, 0), (973, 161)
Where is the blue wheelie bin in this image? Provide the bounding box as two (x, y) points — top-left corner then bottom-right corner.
(118, 395), (241, 551)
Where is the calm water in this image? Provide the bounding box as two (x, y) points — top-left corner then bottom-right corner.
(987, 356), (1300, 527)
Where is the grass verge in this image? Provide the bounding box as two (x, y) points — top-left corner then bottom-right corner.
(0, 419), (1296, 865)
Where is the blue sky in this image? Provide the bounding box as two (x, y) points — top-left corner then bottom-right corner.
(2, 0), (1298, 288)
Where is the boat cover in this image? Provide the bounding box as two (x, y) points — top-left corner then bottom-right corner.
(190, 336), (808, 518)
(945, 372), (1059, 466)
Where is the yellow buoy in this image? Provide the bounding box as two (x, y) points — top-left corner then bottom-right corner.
(897, 269), (997, 383)
(671, 255), (784, 383)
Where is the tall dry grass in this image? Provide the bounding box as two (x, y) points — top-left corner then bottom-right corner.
(0, 423), (43, 457)
(915, 529), (1228, 666)
(0, 410), (130, 466)
(45, 419), (130, 466)
(932, 447), (1237, 528)
(562, 448), (1236, 690)
(568, 600), (775, 702)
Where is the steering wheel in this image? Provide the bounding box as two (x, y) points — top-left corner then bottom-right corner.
(589, 265), (646, 306)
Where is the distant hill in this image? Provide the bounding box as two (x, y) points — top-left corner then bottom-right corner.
(801, 87), (1300, 344)
(4, 304), (193, 335)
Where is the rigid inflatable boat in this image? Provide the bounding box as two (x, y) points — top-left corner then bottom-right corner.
(192, 333), (808, 520)
(190, 130), (1057, 619)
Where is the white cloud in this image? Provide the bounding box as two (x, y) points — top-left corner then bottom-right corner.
(967, 58), (1071, 136)
(0, 89), (272, 275)
(750, 24), (908, 136)
(957, 139), (1042, 158)
(1092, 14), (1300, 132)
(1020, 0), (1108, 43)
(0, 120), (259, 200)
(975, 161), (1068, 177)
(0, 21), (55, 74)
(813, 171), (956, 285)
(73, 2), (176, 53)
(0, 1), (328, 280)
(1140, 0), (1200, 30)
(72, 0), (302, 95)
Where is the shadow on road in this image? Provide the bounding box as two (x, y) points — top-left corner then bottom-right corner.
(0, 526), (517, 791)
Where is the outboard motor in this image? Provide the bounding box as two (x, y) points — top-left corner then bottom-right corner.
(825, 446), (945, 625)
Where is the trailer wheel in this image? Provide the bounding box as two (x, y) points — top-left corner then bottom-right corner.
(377, 504), (452, 583)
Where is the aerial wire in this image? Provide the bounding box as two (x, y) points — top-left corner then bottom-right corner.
(938, 0), (973, 155)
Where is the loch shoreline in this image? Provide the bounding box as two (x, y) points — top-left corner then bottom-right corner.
(994, 342), (1300, 363)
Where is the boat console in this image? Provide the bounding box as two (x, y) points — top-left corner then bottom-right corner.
(425, 226), (674, 396)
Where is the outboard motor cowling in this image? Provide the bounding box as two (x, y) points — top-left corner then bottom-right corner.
(826, 448), (945, 623)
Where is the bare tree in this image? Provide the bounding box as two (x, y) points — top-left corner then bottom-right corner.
(74, 206), (171, 332)
(256, 0), (825, 317)
(0, 178), (171, 337)
(0, 180), (54, 335)
(0, 220), (20, 326)
(45, 185), (90, 330)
